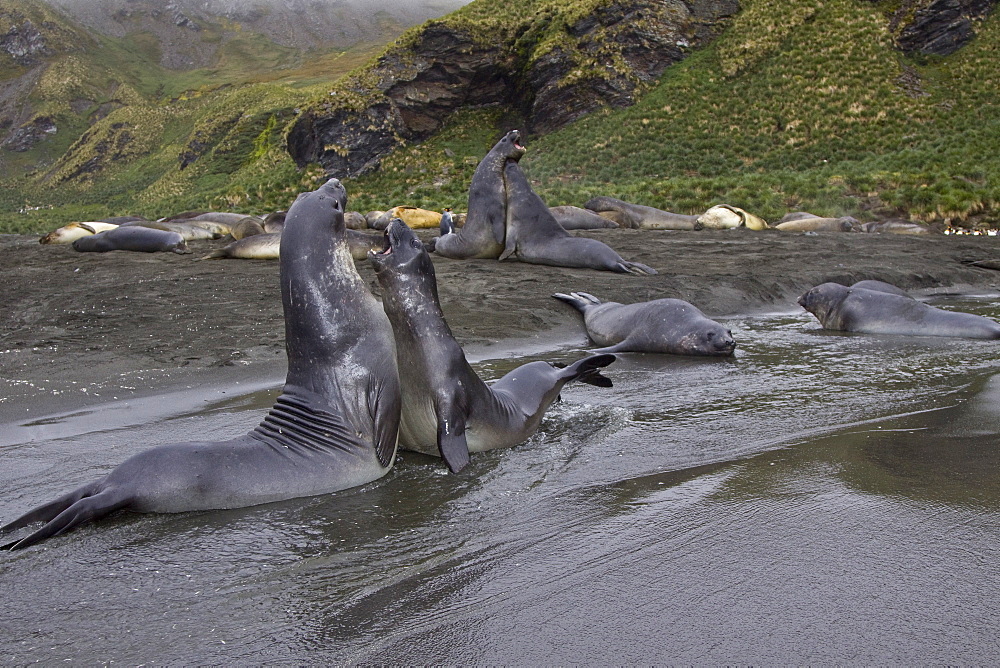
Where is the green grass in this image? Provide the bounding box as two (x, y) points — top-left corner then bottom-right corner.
(1, 0), (999, 233)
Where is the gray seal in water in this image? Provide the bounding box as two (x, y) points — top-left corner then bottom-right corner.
(584, 196), (702, 230)
(501, 160), (656, 275)
(553, 292), (736, 356)
(1, 178), (401, 550)
(849, 279), (912, 297)
(370, 218), (615, 473)
(72, 226), (190, 254)
(798, 282), (1000, 339)
(434, 129), (526, 259)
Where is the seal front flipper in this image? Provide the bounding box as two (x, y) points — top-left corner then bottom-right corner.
(437, 414), (471, 473)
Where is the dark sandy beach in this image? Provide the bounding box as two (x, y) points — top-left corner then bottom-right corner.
(2, 227), (999, 421)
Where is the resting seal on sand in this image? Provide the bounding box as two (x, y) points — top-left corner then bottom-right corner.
(775, 216), (858, 232)
(798, 282), (1000, 339)
(72, 226), (190, 254)
(1, 178), (401, 550)
(39, 222), (120, 244)
(584, 196), (702, 230)
(370, 218), (614, 473)
(501, 161), (656, 275)
(549, 205), (620, 230)
(201, 229), (381, 262)
(553, 292), (736, 356)
(698, 204), (769, 231)
(434, 129), (526, 259)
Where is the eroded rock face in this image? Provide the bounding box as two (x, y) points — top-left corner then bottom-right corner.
(1, 20), (48, 65)
(287, 0), (739, 177)
(894, 0), (996, 56)
(2, 116), (56, 152)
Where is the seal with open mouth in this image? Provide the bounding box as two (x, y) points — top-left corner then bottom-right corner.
(371, 218), (615, 473)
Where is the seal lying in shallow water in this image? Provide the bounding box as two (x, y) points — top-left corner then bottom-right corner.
(1, 178), (401, 550)
(434, 129), (526, 259)
(798, 282), (1000, 339)
(553, 292), (736, 356)
(370, 218), (615, 473)
(584, 196), (702, 230)
(501, 160), (656, 275)
(72, 226), (191, 254)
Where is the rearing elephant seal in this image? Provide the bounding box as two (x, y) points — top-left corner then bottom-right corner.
(1, 178), (401, 550)
(553, 292), (736, 356)
(434, 129), (526, 259)
(501, 161), (656, 275)
(370, 218), (615, 473)
(798, 282), (1000, 339)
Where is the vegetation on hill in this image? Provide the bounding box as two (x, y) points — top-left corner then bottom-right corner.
(1, 0), (998, 233)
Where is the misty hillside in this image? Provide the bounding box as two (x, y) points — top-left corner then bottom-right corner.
(1, 0), (998, 233)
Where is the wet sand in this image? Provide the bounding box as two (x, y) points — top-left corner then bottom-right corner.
(2, 228), (999, 421)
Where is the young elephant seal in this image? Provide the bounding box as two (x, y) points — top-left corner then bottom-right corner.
(553, 292), (736, 356)
(1, 178), (401, 550)
(502, 160), (656, 275)
(72, 226), (190, 254)
(370, 218), (615, 473)
(798, 282), (1000, 339)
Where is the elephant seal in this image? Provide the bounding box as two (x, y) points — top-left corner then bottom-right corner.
(550, 205), (620, 230)
(775, 216), (858, 232)
(861, 220), (936, 235)
(263, 211), (286, 234)
(698, 204), (769, 230)
(370, 218), (614, 472)
(553, 292), (736, 356)
(200, 232), (281, 260)
(373, 206), (442, 230)
(40, 222), (119, 244)
(72, 226), (190, 254)
(200, 229), (380, 261)
(434, 129), (526, 259)
(584, 196), (702, 230)
(1, 178), (401, 550)
(500, 161), (656, 275)
(797, 282), (1000, 339)
(344, 211), (368, 230)
(849, 279), (912, 297)
(229, 216), (267, 240)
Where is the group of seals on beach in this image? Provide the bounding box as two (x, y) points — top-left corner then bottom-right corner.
(8, 129), (994, 550)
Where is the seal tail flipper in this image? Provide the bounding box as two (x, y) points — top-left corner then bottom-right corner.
(197, 249), (227, 260)
(552, 291), (602, 313)
(616, 261), (657, 275)
(3, 487), (131, 550)
(559, 353), (616, 388)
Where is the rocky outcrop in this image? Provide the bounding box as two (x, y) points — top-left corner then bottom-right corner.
(1, 20), (48, 65)
(893, 0), (996, 55)
(2, 115), (56, 152)
(287, 0), (740, 177)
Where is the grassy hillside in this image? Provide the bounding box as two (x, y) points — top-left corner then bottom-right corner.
(345, 0), (999, 226)
(2, 0), (998, 233)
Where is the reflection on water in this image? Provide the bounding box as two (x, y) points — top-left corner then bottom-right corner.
(2, 297), (1000, 662)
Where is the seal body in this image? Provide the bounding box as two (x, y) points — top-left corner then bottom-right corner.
(370, 219), (614, 472)
(201, 232), (281, 260)
(549, 205), (619, 230)
(501, 161), (656, 275)
(40, 222), (119, 244)
(553, 292), (736, 356)
(775, 216), (858, 232)
(798, 282), (1000, 339)
(72, 226), (190, 254)
(373, 206), (442, 230)
(434, 129), (526, 259)
(2, 178), (401, 550)
(698, 204), (769, 230)
(584, 196), (702, 230)
(849, 279), (912, 297)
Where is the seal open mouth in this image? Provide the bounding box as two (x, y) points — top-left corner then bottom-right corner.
(512, 130), (525, 151)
